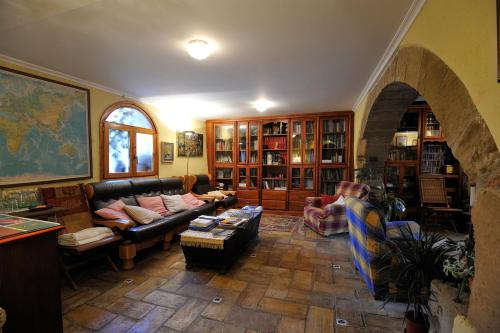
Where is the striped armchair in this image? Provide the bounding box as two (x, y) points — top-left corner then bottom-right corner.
(304, 181), (370, 236)
(345, 197), (420, 298)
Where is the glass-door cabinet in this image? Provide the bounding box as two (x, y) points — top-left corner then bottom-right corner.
(215, 123), (235, 164)
(237, 121), (260, 165)
(289, 119), (316, 211)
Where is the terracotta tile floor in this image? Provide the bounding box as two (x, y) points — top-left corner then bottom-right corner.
(62, 216), (407, 333)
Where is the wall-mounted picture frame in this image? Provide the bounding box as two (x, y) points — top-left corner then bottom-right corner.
(177, 131), (203, 157)
(161, 142), (174, 163)
(396, 135), (408, 147)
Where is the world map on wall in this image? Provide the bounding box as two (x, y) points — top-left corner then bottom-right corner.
(0, 68), (91, 186)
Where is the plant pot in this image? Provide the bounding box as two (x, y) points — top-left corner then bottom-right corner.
(405, 311), (428, 333)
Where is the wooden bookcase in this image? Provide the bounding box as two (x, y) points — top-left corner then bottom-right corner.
(384, 103), (466, 211)
(206, 111), (354, 212)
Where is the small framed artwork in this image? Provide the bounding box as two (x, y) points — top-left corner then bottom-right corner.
(177, 131), (203, 157)
(161, 142), (174, 163)
(396, 135), (408, 147)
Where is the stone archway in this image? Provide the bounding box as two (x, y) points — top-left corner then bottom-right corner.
(357, 46), (500, 333)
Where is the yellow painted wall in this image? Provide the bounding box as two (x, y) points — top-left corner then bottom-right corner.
(354, 0), (500, 163)
(0, 59), (207, 191)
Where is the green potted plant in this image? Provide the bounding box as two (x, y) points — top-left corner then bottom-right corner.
(355, 165), (406, 222)
(379, 225), (452, 333)
(442, 240), (475, 303)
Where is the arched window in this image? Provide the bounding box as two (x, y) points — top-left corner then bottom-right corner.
(101, 102), (158, 179)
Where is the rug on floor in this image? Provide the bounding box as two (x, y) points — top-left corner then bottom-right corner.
(258, 214), (303, 232)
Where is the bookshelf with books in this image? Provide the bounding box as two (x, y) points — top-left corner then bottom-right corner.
(206, 111), (354, 212)
(236, 121), (260, 207)
(289, 118), (317, 211)
(215, 123), (235, 165)
(262, 120), (289, 210)
(318, 114), (352, 195)
(215, 167), (234, 190)
(383, 103), (467, 214)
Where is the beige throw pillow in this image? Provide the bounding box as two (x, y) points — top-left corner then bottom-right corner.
(124, 205), (163, 224)
(161, 194), (189, 213)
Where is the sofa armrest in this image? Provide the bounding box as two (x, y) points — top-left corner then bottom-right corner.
(221, 190), (236, 196)
(93, 218), (134, 232)
(305, 197), (322, 208)
(192, 193), (216, 202)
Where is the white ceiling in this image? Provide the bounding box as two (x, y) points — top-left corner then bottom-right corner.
(0, 0), (414, 119)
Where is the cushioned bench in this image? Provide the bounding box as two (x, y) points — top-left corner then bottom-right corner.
(85, 177), (216, 269)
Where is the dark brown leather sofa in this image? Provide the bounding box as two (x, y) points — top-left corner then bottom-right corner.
(85, 177), (216, 269)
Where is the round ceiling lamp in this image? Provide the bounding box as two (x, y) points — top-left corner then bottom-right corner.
(253, 99), (275, 112)
(186, 39), (212, 60)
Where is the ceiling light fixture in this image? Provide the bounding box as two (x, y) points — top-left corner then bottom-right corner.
(253, 99), (274, 112)
(186, 39), (212, 60)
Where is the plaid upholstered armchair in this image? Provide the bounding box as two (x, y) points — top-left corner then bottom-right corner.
(344, 197), (420, 298)
(304, 181), (370, 236)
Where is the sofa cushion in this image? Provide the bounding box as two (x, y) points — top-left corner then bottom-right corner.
(320, 194), (340, 207)
(94, 199), (133, 221)
(182, 193), (205, 209)
(124, 205), (163, 224)
(137, 196), (170, 216)
(161, 194), (189, 213)
(124, 210), (197, 242)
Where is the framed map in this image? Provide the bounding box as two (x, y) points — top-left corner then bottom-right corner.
(0, 66), (91, 187)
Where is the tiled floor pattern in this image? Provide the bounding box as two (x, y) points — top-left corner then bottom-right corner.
(62, 217), (407, 333)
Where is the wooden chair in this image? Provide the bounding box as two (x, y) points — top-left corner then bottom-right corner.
(419, 175), (462, 232)
(40, 184), (121, 289)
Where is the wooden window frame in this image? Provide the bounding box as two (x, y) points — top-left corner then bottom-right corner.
(100, 101), (158, 179)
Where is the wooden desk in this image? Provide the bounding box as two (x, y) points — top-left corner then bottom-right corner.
(0, 215), (64, 333)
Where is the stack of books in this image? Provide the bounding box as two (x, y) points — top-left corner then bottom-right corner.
(189, 215), (220, 232)
(218, 216), (247, 229)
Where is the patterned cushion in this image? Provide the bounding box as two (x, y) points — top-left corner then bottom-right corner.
(94, 199), (132, 221)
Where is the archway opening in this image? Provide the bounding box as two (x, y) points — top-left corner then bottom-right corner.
(357, 46), (500, 333)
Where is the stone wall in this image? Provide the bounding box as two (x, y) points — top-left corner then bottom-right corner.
(357, 46), (500, 333)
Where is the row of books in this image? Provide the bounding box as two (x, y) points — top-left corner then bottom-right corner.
(263, 136), (287, 149)
(189, 215), (220, 232)
(263, 180), (287, 190)
(321, 151), (344, 163)
(322, 133), (345, 149)
(216, 168), (233, 178)
(215, 139), (233, 151)
(323, 119), (346, 133)
(216, 152), (233, 163)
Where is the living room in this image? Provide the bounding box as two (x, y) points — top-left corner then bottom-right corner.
(0, 1), (499, 333)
